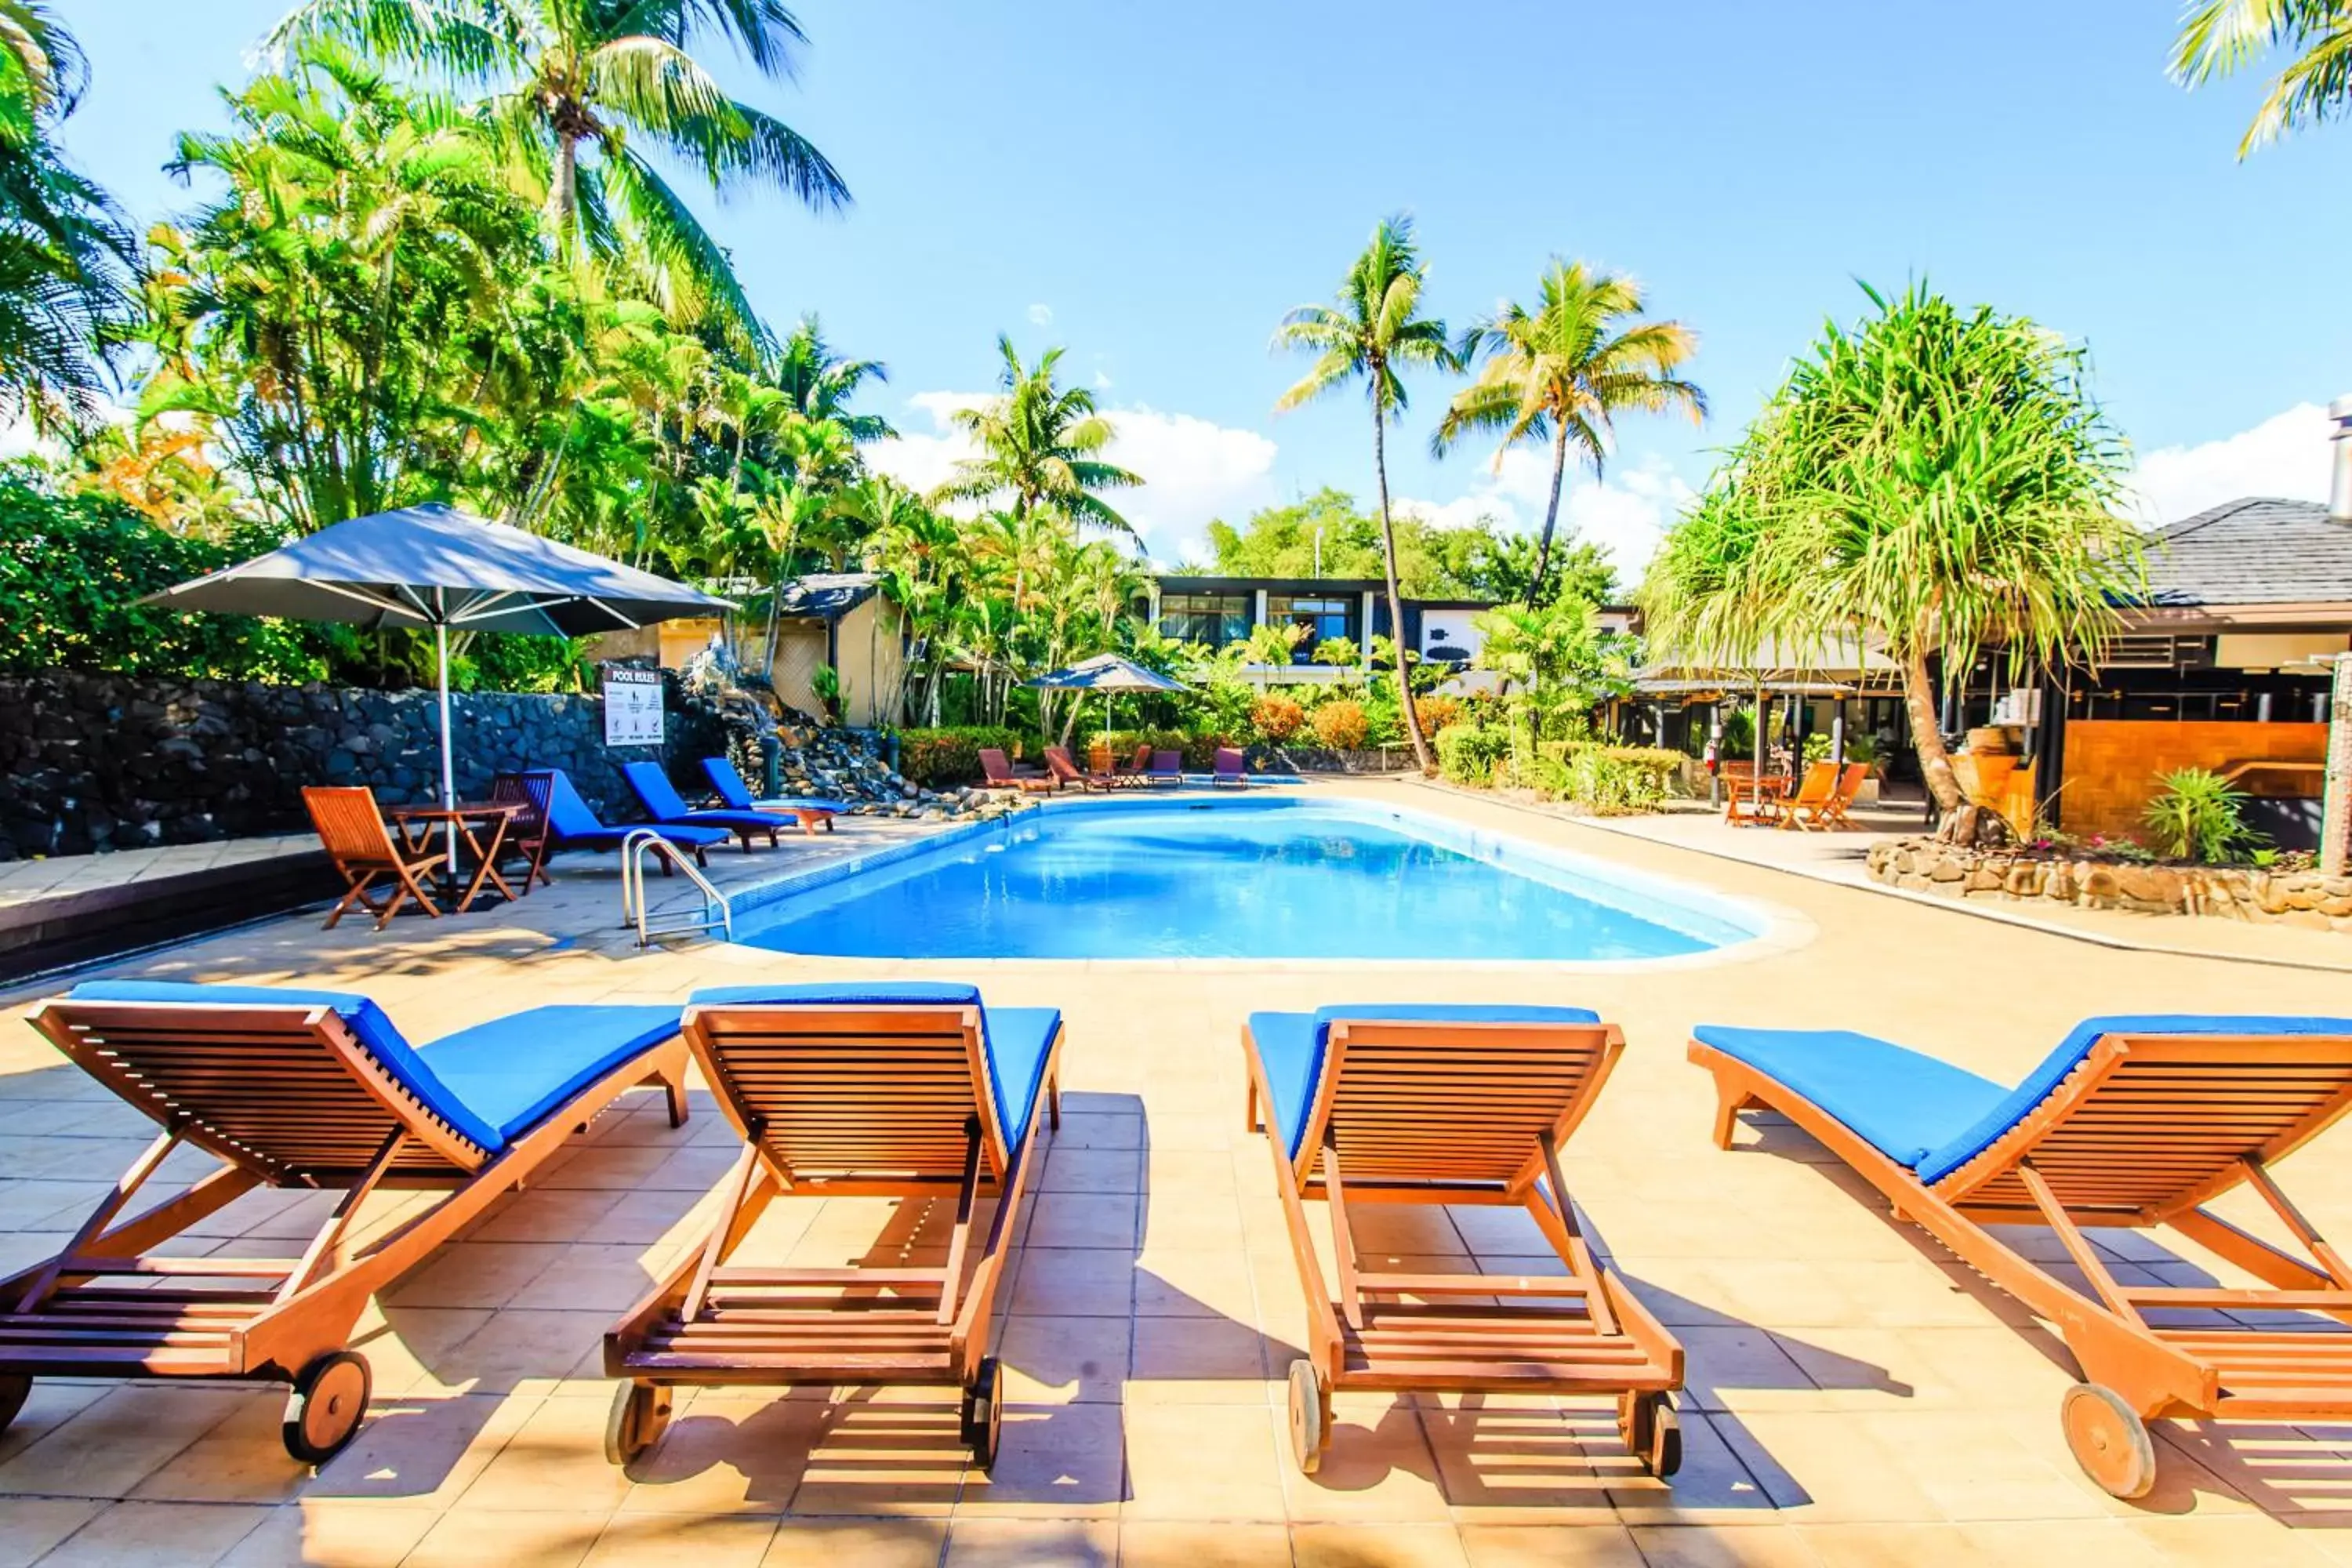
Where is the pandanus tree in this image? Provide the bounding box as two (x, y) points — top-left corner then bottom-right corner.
(1436, 260), (1704, 605)
(0, 2), (135, 431)
(2172, 0), (2352, 151)
(1272, 215), (1457, 774)
(1641, 282), (2143, 818)
(266, 0), (850, 336)
(936, 335), (1142, 538)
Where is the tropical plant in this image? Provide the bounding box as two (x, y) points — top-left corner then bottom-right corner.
(2172, 1), (2352, 153)
(935, 336), (1142, 536)
(1273, 215), (1458, 774)
(1241, 619), (1308, 666)
(0, 3), (135, 433)
(1471, 594), (1634, 746)
(267, 0), (849, 335)
(1436, 259), (1704, 603)
(1250, 691), (1306, 743)
(1310, 698), (1368, 750)
(1642, 282), (2142, 816)
(1311, 634), (1359, 666)
(2143, 767), (2266, 862)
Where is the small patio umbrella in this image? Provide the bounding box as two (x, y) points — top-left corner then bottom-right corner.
(1026, 653), (1189, 753)
(145, 503), (734, 823)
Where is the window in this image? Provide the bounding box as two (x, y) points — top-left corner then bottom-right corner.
(1159, 592), (1251, 649)
(1266, 594), (1356, 662)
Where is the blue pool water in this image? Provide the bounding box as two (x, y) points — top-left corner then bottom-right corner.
(734, 798), (1760, 961)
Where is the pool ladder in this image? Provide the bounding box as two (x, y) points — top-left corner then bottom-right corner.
(619, 829), (734, 947)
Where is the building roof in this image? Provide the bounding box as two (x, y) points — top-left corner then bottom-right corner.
(775, 572), (882, 620)
(2146, 498), (2352, 608)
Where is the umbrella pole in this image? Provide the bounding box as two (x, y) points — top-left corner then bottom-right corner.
(437, 622), (457, 870)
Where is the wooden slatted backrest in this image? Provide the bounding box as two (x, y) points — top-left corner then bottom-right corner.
(304, 786), (397, 868)
(1940, 1033), (2352, 1221)
(27, 1001), (488, 1184)
(1306, 1018), (1624, 1189)
(1043, 747), (1083, 782)
(979, 749), (1017, 785)
(1788, 760), (1838, 808)
(1835, 763), (1871, 801)
(683, 1004), (999, 1185)
(490, 772), (543, 836)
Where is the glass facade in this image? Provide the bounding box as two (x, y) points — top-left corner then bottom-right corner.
(1266, 593), (1357, 662)
(1159, 591), (1252, 649)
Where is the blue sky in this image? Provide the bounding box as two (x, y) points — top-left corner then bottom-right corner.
(56, 1), (2352, 574)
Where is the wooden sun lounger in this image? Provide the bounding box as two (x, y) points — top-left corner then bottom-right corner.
(1690, 1013), (2352, 1497)
(979, 749), (1056, 794)
(304, 786), (446, 931)
(1, 982), (688, 1465)
(1241, 1005), (1684, 1477)
(1044, 746), (1115, 793)
(604, 983), (1062, 1472)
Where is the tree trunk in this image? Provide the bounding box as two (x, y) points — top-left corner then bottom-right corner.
(1903, 647), (1964, 815)
(1373, 405), (1435, 775)
(1530, 421), (1570, 605)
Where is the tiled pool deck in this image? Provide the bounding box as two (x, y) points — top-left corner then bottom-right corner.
(2, 779), (2351, 1566)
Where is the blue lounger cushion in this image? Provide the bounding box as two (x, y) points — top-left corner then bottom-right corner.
(688, 982), (1059, 1159)
(532, 768), (728, 851)
(1248, 1004), (1604, 1160)
(623, 760), (786, 837)
(1694, 1014), (2352, 1182)
(702, 757), (842, 816)
(65, 981), (682, 1152)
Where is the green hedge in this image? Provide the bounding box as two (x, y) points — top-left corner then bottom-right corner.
(896, 726), (1026, 786)
(1436, 724), (1513, 785)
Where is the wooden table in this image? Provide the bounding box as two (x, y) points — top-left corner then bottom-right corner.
(1721, 772), (1789, 827)
(386, 801), (526, 913)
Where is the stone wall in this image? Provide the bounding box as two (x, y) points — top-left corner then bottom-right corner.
(0, 670), (693, 859)
(1867, 837), (2352, 933)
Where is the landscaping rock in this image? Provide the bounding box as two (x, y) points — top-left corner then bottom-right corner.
(1864, 833), (2347, 936)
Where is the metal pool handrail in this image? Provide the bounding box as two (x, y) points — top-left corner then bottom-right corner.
(619, 829), (733, 947)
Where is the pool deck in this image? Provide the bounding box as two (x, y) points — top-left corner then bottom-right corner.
(4, 777), (2352, 1566)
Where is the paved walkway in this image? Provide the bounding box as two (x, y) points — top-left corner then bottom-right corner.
(2, 779), (2351, 1565)
(0, 836), (320, 911)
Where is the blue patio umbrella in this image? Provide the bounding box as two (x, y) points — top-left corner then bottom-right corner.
(144, 503), (734, 819)
(1025, 653), (1189, 750)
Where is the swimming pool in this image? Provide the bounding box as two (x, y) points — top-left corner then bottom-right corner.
(732, 797), (1765, 962)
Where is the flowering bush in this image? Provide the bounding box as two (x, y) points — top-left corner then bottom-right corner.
(1250, 692), (1306, 743)
(1309, 699), (1368, 750)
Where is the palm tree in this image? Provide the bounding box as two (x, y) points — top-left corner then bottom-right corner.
(2172, 1), (2352, 152)
(1272, 215), (1456, 774)
(0, 2), (133, 431)
(771, 314), (892, 441)
(936, 335), (1142, 537)
(1436, 260), (1704, 604)
(1642, 282), (2143, 818)
(266, 0), (849, 333)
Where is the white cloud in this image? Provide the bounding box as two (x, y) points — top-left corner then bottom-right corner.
(1027, 303), (1054, 327)
(1398, 451), (1697, 581)
(2127, 402), (2332, 525)
(865, 391), (1279, 563)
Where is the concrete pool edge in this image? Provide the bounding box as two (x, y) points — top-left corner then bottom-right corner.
(707, 786), (1818, 972)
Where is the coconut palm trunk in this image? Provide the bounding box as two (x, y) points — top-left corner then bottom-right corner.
(1533, 421), (1570, 604)
(1371, 405), (1432, 772)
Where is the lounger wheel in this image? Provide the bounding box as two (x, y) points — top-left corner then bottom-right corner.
(1619, 1391), (1682, 1479)
(604, 1379), (673, 1466)
(0, 1374), (30, 1437)
(2060, 1382), (2156, 1500)
(1286, 1359), (1330, 1475)
(281, 1351), (371, 1466)
(960, 1356), (1003, 1471)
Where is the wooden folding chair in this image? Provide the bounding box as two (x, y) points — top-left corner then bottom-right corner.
(489, 771), (552, 892)
(604, 983), (1063, 1471)
(1774, 760), (1839, 831)
(1811, 763), (1873, 829)
(1691, 1014), (2352, 1497)
(303, 785), (446, 930)
(2, 982), (688, 1465)
(1241, 1005), (1684, 1477)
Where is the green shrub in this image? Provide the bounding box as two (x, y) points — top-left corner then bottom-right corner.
(1250, 692), (1306, 744)
(896, 725), (1024, 786)
(1310, 699), (1368, 751)
(1436, 723), (1513, 786)
(2142, 767), (2265, 864)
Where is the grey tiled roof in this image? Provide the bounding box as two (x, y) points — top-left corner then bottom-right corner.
(2145, 498), (2352, 607)
(775, 572), (881, 619)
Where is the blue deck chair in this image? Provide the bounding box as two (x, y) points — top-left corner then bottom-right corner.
(700, 755), (840, 834)
(523, 768), (727, 870)
(7, 980), (690, 1464)
(1241, 1004), (1683, 1479)
(1691, 1013), (2352, 1499)
(620, 760), (787, 851)
(604, 982), (1062, 1471)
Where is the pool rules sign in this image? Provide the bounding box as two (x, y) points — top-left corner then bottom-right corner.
(602, 666), (665, 747)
